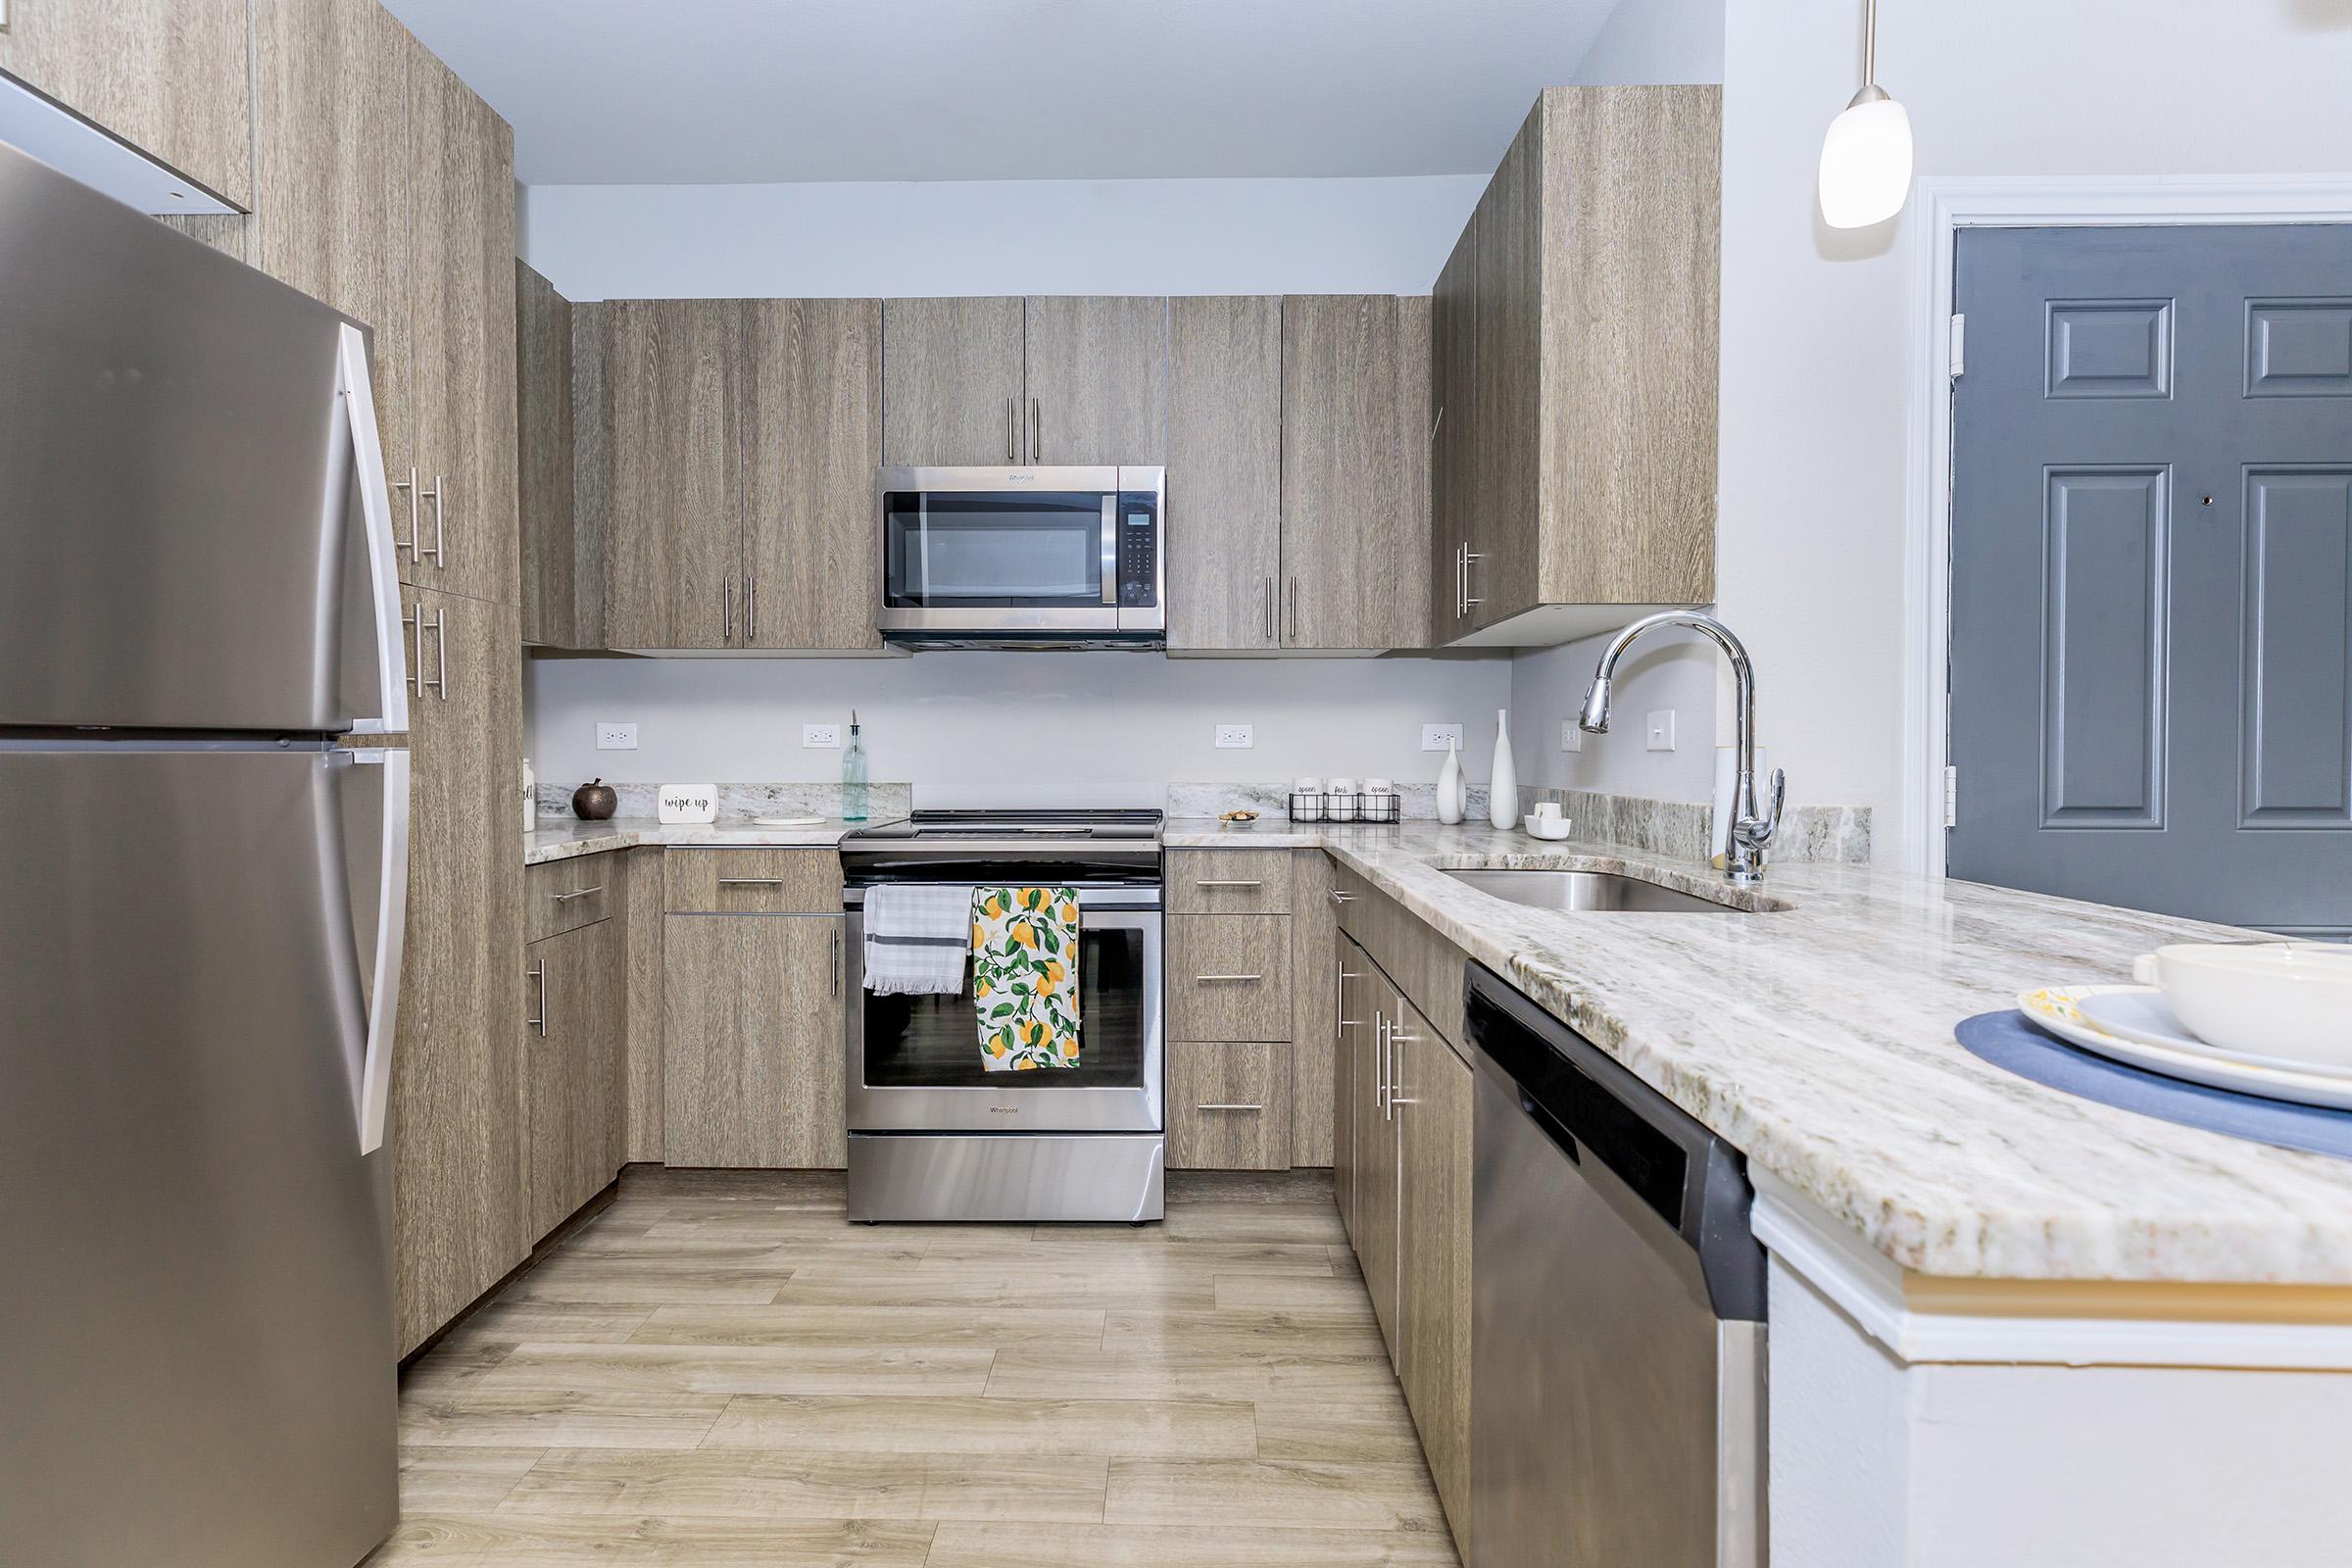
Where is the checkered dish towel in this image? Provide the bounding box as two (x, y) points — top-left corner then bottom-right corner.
(861, 883), (972, 996)
(972, 887), (1081, 1071)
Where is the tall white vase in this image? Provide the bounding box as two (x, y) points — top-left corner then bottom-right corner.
(1436, 739), (1466, 825)
(1488, 708), (1518, 830)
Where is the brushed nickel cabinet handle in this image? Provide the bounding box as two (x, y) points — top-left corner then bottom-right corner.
(1259, 576), (1272, 643)
(403, 609), (420, 697)
(411, 610), (446, 701)
(1006, 397), (1017, 462)
(1338, 961), (1363, 1029)
(416, 474), (444, 566)
(744, 575), (757, 642)
(550, 885), (604, 903)
(1463, 549), (1485, 613)
(1194, 973), (1264, 983)
(832, 926), (843, 998)
(722, 573), (734, 642)
(716, 876), (785, 887)
(391, 467), (419, 561)
(1375, 1011), (1390, 1117)
(1197, 1103), (1265, 1113)
(1331, 890), (1353, 904)
(1193, 879), (1263, 889)
(1285, 575), (1298, 641)
(1029, 396), (1041, 463)
(526, 957), (547, 1037)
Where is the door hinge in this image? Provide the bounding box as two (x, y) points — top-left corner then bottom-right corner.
(1942, 764), (1959, 828)
(1947, 314), (1966, 378)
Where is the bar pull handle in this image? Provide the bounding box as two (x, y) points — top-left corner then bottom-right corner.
(716, 876), (786, 887)
(1387, 1023), (1418, 1115)
(550, 885), (605, 903)
(403, 609), (420, 697)
(832, 926), (843, 998)
(1337, 962), (1364, 1030)
(1192, 879), (1263, 889)
(418, 474), (445, 565)
(1029, 396), (1041, 463)
(1462, 550), (1485, 612)
(1375, 1011), (1391, 1117)
(745, 575), (757, 642)
(1259, 576), (1272, 643)
(1006, 397), (1018, 462)
(526, 957), (547, 1037)
(391, 466), (420, 562)
(1285, 575), (1298, 642)
(1194, 973), (1264, 983)
(1330, 889), (1353, 905)
(1197, 1103), (1265, 1113)
(723, 573), (734, 642)
(416, 610), (447, 701)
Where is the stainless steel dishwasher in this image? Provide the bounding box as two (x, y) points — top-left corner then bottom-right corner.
(1465, 965), (1766, 1567)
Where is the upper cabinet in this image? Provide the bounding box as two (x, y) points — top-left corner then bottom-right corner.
(0, 0), (254, 208)
(1432, 85), (1722, 648)
(1166, 295), (1283, 652)
(882, 296), (1169, 466)
(1281, 294), (1432, 652)
(516, 262), (579, 647)
(583, 297), (883, 652)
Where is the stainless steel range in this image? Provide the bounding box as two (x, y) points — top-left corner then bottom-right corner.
(840, 808), (1165, 1222)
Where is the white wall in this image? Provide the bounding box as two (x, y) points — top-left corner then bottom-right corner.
(527, 653), (1511, 810)
(522, 174), (1486, 300)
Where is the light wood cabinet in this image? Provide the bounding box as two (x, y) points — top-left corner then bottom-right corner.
(391, 584), (525, 1355)
(1395, 995), (1474, 1545)
(739, 298), (884, 651)
(526, 855), (614, 943)
(1289, 851), (1337, 1167)
(0, 0), (254, 208)
(1280, 294), (1432, 651)
(516, 261), (579, 646)
(1166, 847), (1294, 914)
(523, 908), (625, 1243)
(401, 39), (518, 608)
(664, 848), (844, 913)
(591, 298), (880, 651)
(1355, 964), (1402, 1351)
(1167, 1041), (1293, 1171)
(1166, 295), (1283, 651)
(1333, 931), (1372, 1241)
(882, 297), (1026, 465)
(662, 911), (848, 1168)
(1023, 296), (1169, 465)
(1167, 914), (1294, 1044)
(1432, 85), (1721, 645)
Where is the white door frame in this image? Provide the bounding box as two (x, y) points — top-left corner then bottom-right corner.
(1901, 174), (2352, 876)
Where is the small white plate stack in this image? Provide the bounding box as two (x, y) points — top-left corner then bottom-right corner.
(2019, 942), (2352, 1108)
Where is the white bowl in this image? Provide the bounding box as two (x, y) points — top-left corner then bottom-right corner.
(1522, 814), (1574, 842)
(2131, 944), (2352, 1071)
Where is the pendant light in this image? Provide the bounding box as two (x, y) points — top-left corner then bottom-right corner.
(1817, 0), (1913, 229)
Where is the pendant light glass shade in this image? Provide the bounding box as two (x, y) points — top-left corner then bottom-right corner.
(1818, 0), (1912, 229)
(1818, 83), (1913, 228)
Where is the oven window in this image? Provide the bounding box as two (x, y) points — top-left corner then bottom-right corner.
(883, 491), (1105, 608)
(862, 923), (1147, 1089)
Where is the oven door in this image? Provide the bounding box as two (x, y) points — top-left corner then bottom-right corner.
(846, 888), (1163, 1133)
(878, 466), (1120, 634)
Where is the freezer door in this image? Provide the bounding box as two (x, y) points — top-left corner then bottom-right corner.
(0, 745), (406, 1567)
(0, 142), (407, 733)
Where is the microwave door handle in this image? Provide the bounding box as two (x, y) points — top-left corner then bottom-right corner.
(337, 322), (408, 735)
(1100, 493), (1117, 606)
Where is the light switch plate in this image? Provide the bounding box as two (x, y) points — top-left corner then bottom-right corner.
(1559, 720), (1583, 753)
(1421, 723), (1463, 752)
(595, 721), (637, 751)
(1214, 724), (1254, 750)
(1644, 710), (1678, 752)
(803, 723), (842, 749)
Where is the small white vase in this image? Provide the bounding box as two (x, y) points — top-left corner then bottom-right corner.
(1436, 740), (1466, 825)
(1488, 709), (1518, 830)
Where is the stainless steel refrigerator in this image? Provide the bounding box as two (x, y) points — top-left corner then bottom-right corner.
(0, 142), (410, 1565)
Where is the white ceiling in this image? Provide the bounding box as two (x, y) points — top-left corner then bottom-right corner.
(381, 0), (1620, 186)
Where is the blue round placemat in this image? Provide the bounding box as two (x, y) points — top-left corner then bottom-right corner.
(1956, 1009), (2352, 1161)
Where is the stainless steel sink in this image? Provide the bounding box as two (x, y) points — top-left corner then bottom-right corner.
(1442, 867), (1755, 913)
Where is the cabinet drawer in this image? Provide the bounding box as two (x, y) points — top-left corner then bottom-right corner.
(526, 854), (614, 942)
(1167, 1041), (1294, 1170)
(665, 848), (844, 913)
(1167, 849), (1294, 913)
(1168, 914), (1294, 1042)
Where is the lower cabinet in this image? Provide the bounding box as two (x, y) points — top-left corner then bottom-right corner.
(522, 912), (625, 1242)
(662, 910), (847, 1167)
(1167, 1041), (1293, 1170)
(1336, 925), (1473, 1553)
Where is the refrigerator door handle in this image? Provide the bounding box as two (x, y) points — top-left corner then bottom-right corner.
(335, 748), (410, 1155)
(338, 323), (410, 736)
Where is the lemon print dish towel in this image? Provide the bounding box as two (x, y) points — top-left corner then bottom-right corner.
(971, 886), (1081, 1071)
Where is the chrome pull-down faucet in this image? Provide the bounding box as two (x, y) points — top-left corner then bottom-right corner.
(1579, 611), (1786, 885)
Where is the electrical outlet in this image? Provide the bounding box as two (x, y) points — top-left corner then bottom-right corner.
(1214, 724), (1254, 750)
(1644, 710), (1678, 752)
(1560, 720), (1583, 753)
(802, 723), (842, 749)
(595, 721), (637, 751)
(1421, 723), (1463, 752)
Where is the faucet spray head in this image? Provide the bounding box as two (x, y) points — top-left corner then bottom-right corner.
(1578, 678), (1613, 735)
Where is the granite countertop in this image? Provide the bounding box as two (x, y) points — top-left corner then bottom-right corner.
(523, 814), (894, 864)
(1164, 817), (2352, 1287)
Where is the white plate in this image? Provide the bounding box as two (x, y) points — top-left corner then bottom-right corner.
(2016, 987), (2352, 1111)
(750, 815), (824, 828)
(2079, 988), (2352, 1081)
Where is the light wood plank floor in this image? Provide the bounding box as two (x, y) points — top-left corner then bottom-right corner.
(368, 1169), (1461, 1567)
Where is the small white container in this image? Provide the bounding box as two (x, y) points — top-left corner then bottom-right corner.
(2132, 943), (2352, 1071)
(1291, 777), (1324, 822)
(1327, 776), (1357, 822)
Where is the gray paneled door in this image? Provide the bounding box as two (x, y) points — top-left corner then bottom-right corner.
(1948, 224), (2352, 935)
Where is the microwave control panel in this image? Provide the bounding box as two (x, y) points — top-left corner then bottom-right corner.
(1116, 491), (1159, 609)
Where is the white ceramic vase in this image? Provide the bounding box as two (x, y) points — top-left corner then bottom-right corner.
(1488, 709), (1517, 830)
(1436, 740), (1466, 825)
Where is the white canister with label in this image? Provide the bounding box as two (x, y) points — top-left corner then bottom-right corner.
(658, 784), (719, 825)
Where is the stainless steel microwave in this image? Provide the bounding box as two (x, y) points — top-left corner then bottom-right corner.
(876, 466), (1164, 648)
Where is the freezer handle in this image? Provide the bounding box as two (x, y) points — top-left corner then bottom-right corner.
(337, 748), (410, 1154)
(338, 322), (410, 736)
